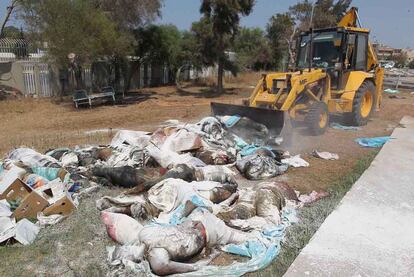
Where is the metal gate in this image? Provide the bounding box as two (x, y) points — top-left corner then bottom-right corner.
(22, 63), (36, 95)
(22, 62), (52, 97)
(39, 63), (52, 97)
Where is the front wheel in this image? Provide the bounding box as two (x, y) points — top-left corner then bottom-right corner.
(305, 102), (329, 136)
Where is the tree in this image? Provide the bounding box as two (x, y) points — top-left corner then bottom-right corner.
(0, 0), (18, 38)
(19, 0), (129, 66)
(409, 60), (414, 70)
(2, 26), (23, 38)
(392, 52), (408, 68)
(198, 0), (255, 92)
(233, 27), (272, 70)
(267, 0), (352, 70)
(93, 0), (163, 31)
(90, 0), (164, 91)
(289, 0), (352, 31)
(128, 24), (182, 89)
(17, 0), (162, 93)
(178, 30), (203, 70)
(266, 13), (295, 70)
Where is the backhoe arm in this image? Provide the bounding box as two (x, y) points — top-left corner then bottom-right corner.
(337, 7), (358, 27)
(338, 7), (379, 70)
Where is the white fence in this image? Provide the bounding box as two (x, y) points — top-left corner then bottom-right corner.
(39, 63), (52, 97)
(21, 62), (52, 97)
(2, 56), (172, 97)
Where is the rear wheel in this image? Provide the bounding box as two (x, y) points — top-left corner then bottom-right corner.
(350, 81), (376, 126)
(305, 102), (329, 136)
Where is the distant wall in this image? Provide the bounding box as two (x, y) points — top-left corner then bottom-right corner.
(0, 61), (60, 97)
(0, 58), (172, 97)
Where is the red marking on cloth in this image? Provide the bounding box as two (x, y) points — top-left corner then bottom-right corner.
(194, 221), (207, 246)
(159, 168), (168, 175)
(101, 212), (117, 241)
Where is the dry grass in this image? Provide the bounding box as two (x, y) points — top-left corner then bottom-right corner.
(1, 74), (414, 276)
(0, 84), (251, 156)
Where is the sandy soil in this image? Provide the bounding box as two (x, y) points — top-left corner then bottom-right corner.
(1, 74), (414, 275)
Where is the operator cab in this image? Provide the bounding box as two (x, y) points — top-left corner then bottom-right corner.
(296, 27), (369, 89)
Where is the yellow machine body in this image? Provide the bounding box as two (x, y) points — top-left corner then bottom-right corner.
(212, 7), (384, 136)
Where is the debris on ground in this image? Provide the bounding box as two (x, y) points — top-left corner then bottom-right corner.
(0, 87), (21, 101)
(298, 190), (330, 205)
(0, 151), (85, 245)
(384, 88), (400, 94)
(355, 136), (391, 148)
(312, 150), (339, 160)
(388, 95), (407, 99)
(281, 155), (309, 168)
(330, 122), (361, 131)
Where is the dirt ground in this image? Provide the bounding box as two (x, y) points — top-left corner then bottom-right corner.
(1, 73), (414, 276)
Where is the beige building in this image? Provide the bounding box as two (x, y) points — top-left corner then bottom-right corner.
(372, 43), (403, 60)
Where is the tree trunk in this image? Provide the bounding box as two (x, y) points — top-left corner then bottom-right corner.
(286, 26), (297, 68)
(114, 58), (121, 92)
(126, 60), (140, 93)
(217, 58), (224, 93)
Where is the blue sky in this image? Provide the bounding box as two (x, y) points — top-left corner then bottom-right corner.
(156, 0), (414, 49)
(1, 0), (413, 48)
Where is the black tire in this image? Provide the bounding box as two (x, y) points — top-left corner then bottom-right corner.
(305, 102), (329, 136)
(350, 81), (376, 126)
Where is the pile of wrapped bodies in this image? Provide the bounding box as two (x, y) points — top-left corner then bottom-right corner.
(88, 116), (318, 276)
(0, 115), (327, 275)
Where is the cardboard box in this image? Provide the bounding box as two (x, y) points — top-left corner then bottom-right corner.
(0, 179), (31, 202)
(43, 194), (76, 216)
(13, 191), (49, 220)
(0, 167), (27, 195)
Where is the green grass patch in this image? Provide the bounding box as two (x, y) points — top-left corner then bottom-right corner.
(255, 150), (379, 277)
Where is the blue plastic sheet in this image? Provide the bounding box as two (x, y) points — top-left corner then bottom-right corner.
(331, 122), (361, 131)
(175, 208), (297, 277)
(31, 167), (62, 181)
(134, 195), (297, 277)
(31, 166), (71, 185)
(224, 115), (241, 128)
(355, 136), (391, 148)
(239, 145), (274, 157)
(234, 136), (275, 157)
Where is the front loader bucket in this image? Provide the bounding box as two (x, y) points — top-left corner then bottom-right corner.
(211, 102), (285, 136)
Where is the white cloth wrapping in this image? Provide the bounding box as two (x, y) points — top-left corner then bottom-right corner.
(312, 150), (339, 160)
(7, 147), (59, 168)
(110, 130), (151, 148)
(281, 155), (309, 168)
(146, 143), (206, 168)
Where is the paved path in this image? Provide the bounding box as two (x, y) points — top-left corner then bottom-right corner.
(284, 116), (414, 277)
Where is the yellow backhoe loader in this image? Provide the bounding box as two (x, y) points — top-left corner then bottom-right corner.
(212, 7), (384, 136)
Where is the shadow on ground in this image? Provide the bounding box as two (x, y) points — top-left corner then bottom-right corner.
(175, 86), (239, 98)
